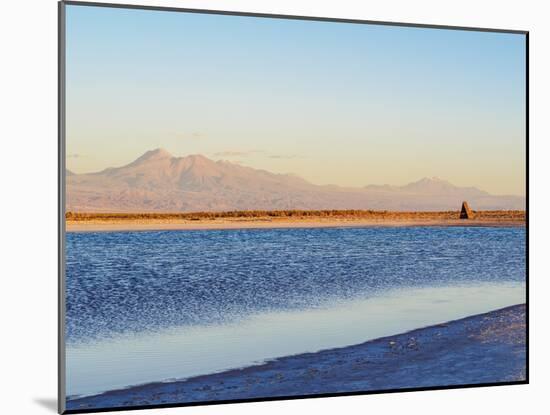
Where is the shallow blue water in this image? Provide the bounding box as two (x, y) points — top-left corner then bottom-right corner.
(66, 226), (525, 344)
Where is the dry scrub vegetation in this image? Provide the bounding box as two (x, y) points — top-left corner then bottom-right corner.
(66, 209), (526, 222)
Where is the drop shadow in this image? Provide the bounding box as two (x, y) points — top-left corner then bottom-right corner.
(34, 398), (57, 412)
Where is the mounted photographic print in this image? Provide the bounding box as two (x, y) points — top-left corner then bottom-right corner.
(58, 1), (528, 413)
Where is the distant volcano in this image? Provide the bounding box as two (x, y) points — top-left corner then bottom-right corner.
(66, 149), (525, 212)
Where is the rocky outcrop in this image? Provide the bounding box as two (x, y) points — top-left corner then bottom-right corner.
(460, 201), (475, 219)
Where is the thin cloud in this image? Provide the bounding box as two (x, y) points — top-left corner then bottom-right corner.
(269, 154), (303, 160)
(214, 151), (250, 157)
(213, 150), (265, 157)
(174, 131), (205, 140)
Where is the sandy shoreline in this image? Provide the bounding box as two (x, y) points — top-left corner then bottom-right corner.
(66, 217), (525, 232)
(67, 304), (526, 410)
(66, 210), (526, 232)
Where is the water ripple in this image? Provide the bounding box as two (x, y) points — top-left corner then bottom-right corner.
(65, 226), (525, 343)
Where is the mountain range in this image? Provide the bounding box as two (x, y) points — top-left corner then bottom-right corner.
(66, 149), (525, 212)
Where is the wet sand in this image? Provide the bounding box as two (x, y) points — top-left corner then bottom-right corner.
(66, 217), (525, 232)
(66, 304), (526, 411)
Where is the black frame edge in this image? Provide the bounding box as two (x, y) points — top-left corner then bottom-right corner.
(61, 0), (528, 35)
(63, 380), (529, 414)
(524, 31), (530, 385)
(58, 1), (67, 414)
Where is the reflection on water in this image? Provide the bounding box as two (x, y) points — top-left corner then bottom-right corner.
(66, 227), (526, 342)
(67, 282), (525, 397)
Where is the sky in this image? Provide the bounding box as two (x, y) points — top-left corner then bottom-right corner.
(65, 4), (526, 196)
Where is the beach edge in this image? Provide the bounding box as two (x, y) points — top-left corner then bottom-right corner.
(66, 303), (526, 411)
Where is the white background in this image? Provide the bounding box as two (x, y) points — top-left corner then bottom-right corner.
(0, 0), (546, 414)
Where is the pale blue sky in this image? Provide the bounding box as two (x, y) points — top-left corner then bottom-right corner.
(65, 4), (526, 196)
